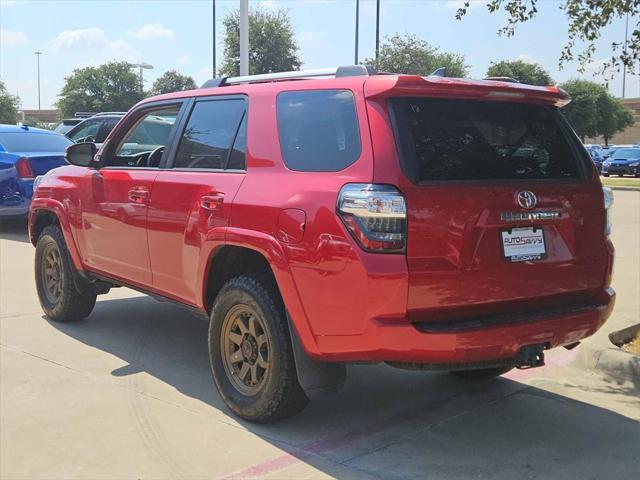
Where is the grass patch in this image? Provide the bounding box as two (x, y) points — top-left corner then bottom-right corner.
(601, 178), (640, 189)
(622, 334), (640, 355)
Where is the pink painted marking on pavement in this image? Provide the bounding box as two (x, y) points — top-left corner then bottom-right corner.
(225, 346), (580, 479)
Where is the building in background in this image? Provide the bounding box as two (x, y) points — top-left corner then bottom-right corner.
(588, 98), (640, 145)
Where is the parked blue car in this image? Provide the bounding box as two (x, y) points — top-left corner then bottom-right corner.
(601, 148), (640, 177)
(0, 124), (73, 218)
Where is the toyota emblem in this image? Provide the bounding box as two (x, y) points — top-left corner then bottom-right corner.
(516, 191), (537, 209)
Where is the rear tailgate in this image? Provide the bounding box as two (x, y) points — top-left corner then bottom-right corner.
(364, 76), (609, 322)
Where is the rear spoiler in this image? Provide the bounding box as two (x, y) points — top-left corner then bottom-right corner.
(364, 75), (571, 107)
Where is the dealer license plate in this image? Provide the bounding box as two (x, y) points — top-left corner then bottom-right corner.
(501, 227), (546, 262)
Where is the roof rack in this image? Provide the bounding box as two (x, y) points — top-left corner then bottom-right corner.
(483, 76), (520, 83)
(201, 64), (377, 88)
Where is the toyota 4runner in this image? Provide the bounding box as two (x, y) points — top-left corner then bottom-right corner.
(29, 66), (616, 422)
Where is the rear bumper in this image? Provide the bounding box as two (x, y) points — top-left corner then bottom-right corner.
(314, 288), (615, 364)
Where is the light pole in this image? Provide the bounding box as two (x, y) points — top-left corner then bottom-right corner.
(375, 0), (380, 60)
(622, 12), (629, 99)
(354, 0), (360, 64)
(212, 0), (217, 76)
(239, 0), (249, 76)
(34, 51), (42, 110)
(130, 62), (154, 92)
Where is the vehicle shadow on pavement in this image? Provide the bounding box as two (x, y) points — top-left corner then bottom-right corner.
(47, 295), (640, 479)
(0, 219), (30, 243)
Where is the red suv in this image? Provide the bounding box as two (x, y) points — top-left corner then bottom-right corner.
(29, 66), (615, 422)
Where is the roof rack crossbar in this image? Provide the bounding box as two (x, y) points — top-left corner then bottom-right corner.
(200, 65), (377, 89)
(483, 76), (521, 83)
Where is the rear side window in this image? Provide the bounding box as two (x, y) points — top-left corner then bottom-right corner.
(277, 90), (361, 172)
(173, 99), (246, 170)
(390, 98), (582, 182)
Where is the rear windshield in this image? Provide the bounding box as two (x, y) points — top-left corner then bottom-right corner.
(0, 132), (73, 153)
(390, 98), (582, 182)
(277, 89), (361, 172)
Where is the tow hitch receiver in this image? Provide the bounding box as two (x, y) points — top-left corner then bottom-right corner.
(515, 344), (546, 369)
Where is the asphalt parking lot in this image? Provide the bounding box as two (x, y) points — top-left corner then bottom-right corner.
(1, 191), (639, 480)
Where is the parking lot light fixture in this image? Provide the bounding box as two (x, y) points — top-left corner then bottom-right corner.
(34, 51), (42, 110)
(130, 62), (154, 92)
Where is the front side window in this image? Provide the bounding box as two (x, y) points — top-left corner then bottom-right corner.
(115, 108), (179, 158)
(277, 89), (361, 172)
(67, 119), (101, 142)
(391, 98), (582, 182)
(173, 99), (246, 170)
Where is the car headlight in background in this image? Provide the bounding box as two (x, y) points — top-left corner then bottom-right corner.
(628, 162), (639, 167)
(603, 187), (614, 236)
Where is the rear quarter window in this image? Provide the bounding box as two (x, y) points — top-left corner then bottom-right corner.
(390, 98), (583, 182)
(277, 89), (361, 172)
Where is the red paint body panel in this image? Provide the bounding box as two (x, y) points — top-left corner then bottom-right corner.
(30, 73), (615, 366)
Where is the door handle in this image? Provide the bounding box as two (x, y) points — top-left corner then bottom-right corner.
(128, 186), (149, 204)
(200, 193), (224, 211)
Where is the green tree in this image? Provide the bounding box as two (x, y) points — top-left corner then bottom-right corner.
(560, 79), (634, 143)
(364, 34), (468, 77)
(220, 8), (301, 77)
(560, 80), (605, 140)
(57, 61), (143, 118)
(486, 59), (554, 85)
(456, 1), (639, 75)
(149, 70), (197, 96)
(596, 91), (634, 145)
(0, 80), (20, 124)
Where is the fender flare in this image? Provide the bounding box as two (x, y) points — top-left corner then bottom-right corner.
(29, 198), (84, 272)
(198, 226), (322, 358)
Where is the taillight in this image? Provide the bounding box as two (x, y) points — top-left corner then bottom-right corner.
(337, 183), (407, 253)
(603, 186), (613, 236)
(15, 157), (34, 179)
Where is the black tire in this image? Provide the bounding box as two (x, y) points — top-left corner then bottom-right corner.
(603, 173), (610, 177)
(449, 366), (513, 380)
(35, 225), (96, 322)
(208, 274), (308, 422)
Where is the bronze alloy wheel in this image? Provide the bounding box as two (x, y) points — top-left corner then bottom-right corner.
(41, 242), (64, 305)
(221, 304), (271, 396)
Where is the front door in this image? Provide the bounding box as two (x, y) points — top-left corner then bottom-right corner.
(147, 96), (248, 305)
(78, 103), (183, 287)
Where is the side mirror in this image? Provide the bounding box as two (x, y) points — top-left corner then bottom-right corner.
(65, 142), (97, 167)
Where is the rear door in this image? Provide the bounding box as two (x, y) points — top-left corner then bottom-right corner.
(147, 95), (247, 305)
(370, 95), (608, 321)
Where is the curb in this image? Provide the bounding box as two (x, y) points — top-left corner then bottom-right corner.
(576, 341), (640, 385)
(608, 186), (640, 192)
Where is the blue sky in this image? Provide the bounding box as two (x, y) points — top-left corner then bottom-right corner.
(1, 0), (638, 109)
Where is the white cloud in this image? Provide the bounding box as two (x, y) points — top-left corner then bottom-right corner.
(0, 28), (27, 46)
(48, 28), (138, 64)
(176, 55), (191, 65)
(516, 54), (539, 64)
(298, 31), (327, 44)
(128, 23), (175, 40)
(50, 28), (110, 50)
(258, 0), (278, 10)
